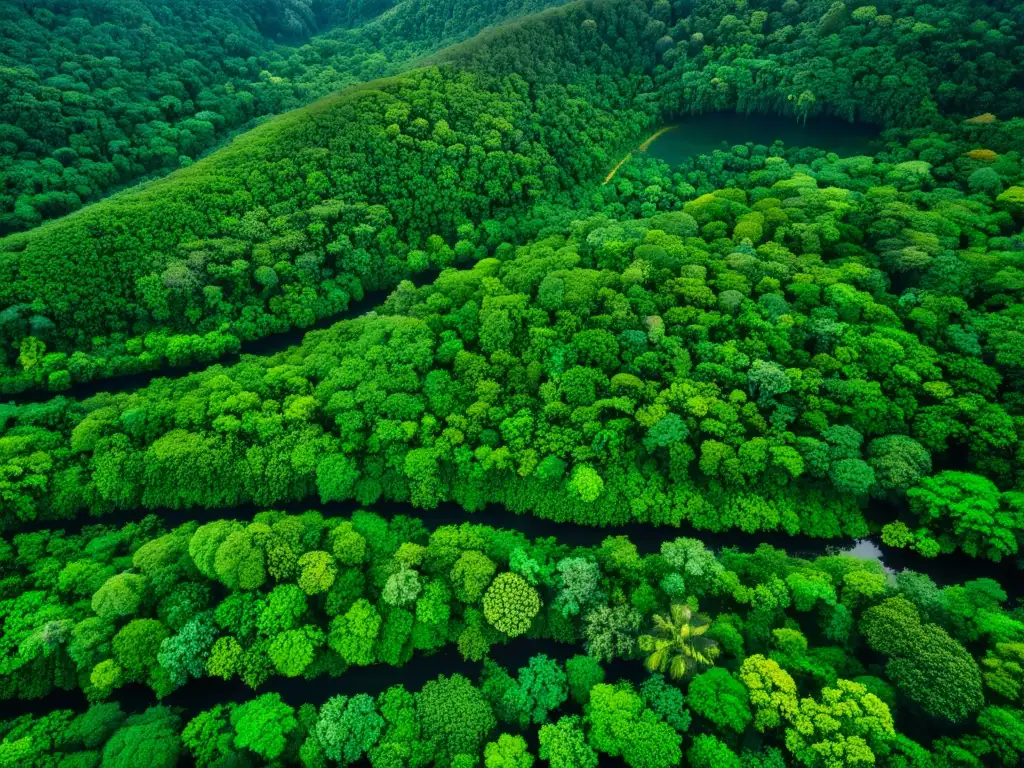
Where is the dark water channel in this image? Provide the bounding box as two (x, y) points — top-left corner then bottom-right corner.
(1, 271), (438, 406)
(1, 637), (639, 767)
(5, 499), (1017, 757)
(3, 112), (880, 408)
(645, 112), (883, 165)
(19, 495), (1023, 596)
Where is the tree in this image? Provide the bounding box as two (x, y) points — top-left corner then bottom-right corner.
(502, 655), (568, 728)
(230, 693), (297, 761)
(978, 706), (1024, 767)
(372, 685), (425, 768)
(383, 569), (421, 607)
(554, 558), (603, 618)
(639, 674), (692, 734)
(584, 605), (641, 663)
(739, 655), (798, 732)
(91, 573), (145, 621)
(214, 526), (267, 591)
(450, 551), (497, 604)
(297, 550), (337, 595)
(639, 604), (719, 679)
(829, 459), (876, 496)
(538, 716), (597, 768)
(747, 360), (791, 404)
(907, 472), (1021, 561)
(102, 707), (181, 768)
(981, 642), (1024, 703)
(483, 572), (541, 637)
(259, 584), (309, 635)
(687, 735), (741, 768)
(158, 613), (218, 688)
(312, 694), (384, 764)
(569, 465), (605, 502)
(330, 522), (368, 566)
(566, 655), (605, 704)
(484, 734), (535, 768)
(585, 683), (682, 768)
(329, 599), (382, 667)
(867, 435), (931, 495)
(182, 705), (237, 768)
(687, 668), (751, 734)
(416, 674), (495, 766)
(860, 597), (983, 722)
(268, 628), (318, 677)
(207, 636), (244, 680)
(784, 680), (895, 768)
(113, 618), (168, 683)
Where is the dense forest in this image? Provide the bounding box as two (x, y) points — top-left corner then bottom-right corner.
(0, 0), (571, 234)
(1, 0), (1023, 765)
(3, 509), (1023, 766)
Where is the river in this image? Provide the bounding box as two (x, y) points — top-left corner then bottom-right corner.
(644, 112), (882, 166)
(0, 110), (1014, 759)
(5, 112), (881, 404)
(0, 635), (639, 767)
(1, 271), (439, 406)
(17, 494), (1023, 596)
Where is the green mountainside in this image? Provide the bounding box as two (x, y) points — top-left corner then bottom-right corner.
(0, 0), (571, 234)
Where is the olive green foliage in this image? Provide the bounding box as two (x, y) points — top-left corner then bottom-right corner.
(860, 597), (984, 722)
(4, 123), (1022, 556)
(482, 572), (541, 637)
(0, 0), (657, 393)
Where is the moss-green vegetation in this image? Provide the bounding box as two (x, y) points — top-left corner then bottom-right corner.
(4, 0), (1024, 395)
(3, 141), (1021, 559)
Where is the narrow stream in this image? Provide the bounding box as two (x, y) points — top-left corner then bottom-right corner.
(16, 495), (1022, 596)
(0, 637), (639, 768)
(0, 637), (623, 720)
(1, 271), (438, 405)
(1, 112), (1015, 760)
(6, 114), (882, 407)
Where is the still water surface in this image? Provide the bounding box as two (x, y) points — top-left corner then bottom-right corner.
(645, 112), (882, 165)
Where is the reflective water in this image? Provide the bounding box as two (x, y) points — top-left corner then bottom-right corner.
(644, 112), (882, 166)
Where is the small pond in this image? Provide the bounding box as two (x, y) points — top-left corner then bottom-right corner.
(644, 112), (883, 166)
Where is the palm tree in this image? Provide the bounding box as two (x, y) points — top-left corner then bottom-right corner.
(639, 604), (719, 679)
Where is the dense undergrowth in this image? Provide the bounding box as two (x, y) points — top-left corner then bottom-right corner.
(3, 508), (1023, 766)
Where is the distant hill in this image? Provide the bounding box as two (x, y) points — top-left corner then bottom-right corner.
(0, 0), (572, 234)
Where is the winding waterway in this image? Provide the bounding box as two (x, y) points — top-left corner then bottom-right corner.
(1, 271), (439, 405)
(18, 494), (1022, 596)
(2, 637), (639, 767)
(5, 112), (881, 404)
